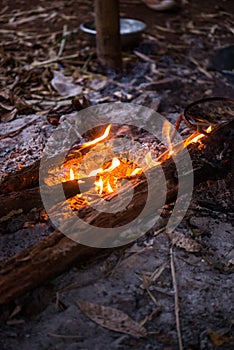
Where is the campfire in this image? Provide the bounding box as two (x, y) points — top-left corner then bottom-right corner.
(60, 122), (213, 199)
(0, 98), (233, 306)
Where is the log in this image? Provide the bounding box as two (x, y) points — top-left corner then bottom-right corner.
(0, 230), (113, 306)
(0, 159), (40, 195)
(94, 0), (122, 71)
(0, 177), (96, 220)
(0, 121), (233, 305)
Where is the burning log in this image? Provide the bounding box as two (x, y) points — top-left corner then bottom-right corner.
(0, 120), (233, 305)
(0, 177), (96, 220)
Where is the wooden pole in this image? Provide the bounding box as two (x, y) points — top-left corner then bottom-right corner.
(94, 0), (122, 71)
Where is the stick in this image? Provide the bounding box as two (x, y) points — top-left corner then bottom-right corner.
(31, 54), (80, 67)
(57, 24), (68, 57)
(170, 246), (183, 350)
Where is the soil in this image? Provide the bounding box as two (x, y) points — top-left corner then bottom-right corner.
(0, 1), (234, 349)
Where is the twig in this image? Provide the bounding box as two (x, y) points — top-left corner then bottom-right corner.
(140, 274), (162, 329)
(31, 53), (80, 67)
(57, 24), (68, 57)
(170, 246), (183, 350)
(140, 306), (161, 326)
(142, 274), (159, 307)
(133, 50), (153, 62)
(189, 57), (213, 79)
(81, 54), (93, 71)
(1, 6), (58, 19)
(171, 113), (184, 142)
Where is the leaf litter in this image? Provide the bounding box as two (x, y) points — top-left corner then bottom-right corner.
(167, 231), (202, 252)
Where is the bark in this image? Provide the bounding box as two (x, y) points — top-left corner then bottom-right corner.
(0, 159), (40, 195)
(94, 0), (122, 71)
(0, 177), (96, 219)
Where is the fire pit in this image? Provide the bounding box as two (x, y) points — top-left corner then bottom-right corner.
(0, 99), (233, 305)
(80, 18), (146, 48)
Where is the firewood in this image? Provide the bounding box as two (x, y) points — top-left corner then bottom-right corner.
(0, 121), (232, 305)
(0, 230), (112, 306)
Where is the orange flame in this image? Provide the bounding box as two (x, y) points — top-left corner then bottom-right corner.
(70, 168), (75, 180)
(162, 121), (174, 156)
(184, 133), (205, 147)
(107, 181), (114, 193)
(104, 157), (120, 172)
(130, 168), (143, 176)
(93, 157), (121, 195)
(206, 125), (213, 133)
(89, 156), (144, 196)
(145, 152), (161, 168)
(65, 122), (214, 197)
(81, 124), (112, 149)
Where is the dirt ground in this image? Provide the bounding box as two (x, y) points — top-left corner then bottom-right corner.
(0, 0), (234, 349)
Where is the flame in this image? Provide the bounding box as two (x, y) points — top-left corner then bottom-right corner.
(95, 178), (104, 195)
(130, 168), (143, 176)
(93, 157), (121, 195)
(206, 125), (213, 133)
(145, 152), (161, 168)
(104, 157), (120, 172)
(81, 124), (112, 149)
(184, 133), (205, 147)
(70, 168), (75, 180)
(162, 121), (174, 156)
(107, 181), (114, 193)
(184, 125), (213, 147)
(63, 122), (214, 197)
(89, 167), (102, 177)
(90, 157), (144, 196)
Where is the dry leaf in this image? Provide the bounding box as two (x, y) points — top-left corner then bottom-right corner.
(0, 87), (31, 122)
(207, 329), (234, 347)
(77, 301), (147, 338)
(51, 70), (82, 97)
(167, 231), (202, 252)
(0, 107), (18, 122)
